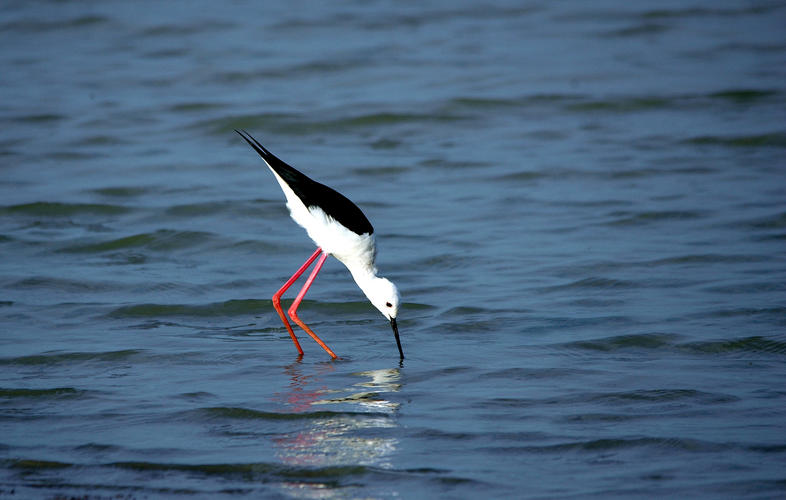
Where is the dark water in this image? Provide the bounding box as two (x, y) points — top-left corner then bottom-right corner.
(2, 1), (786, 498)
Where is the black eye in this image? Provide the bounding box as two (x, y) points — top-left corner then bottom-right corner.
(386, 302), (392, 307)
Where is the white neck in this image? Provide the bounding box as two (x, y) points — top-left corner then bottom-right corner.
(347, 262), (379, 297)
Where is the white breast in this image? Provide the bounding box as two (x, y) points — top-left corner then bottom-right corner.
(269, 167), (377, 270)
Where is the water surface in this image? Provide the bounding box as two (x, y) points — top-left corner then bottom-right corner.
(1, 0), (785, 498)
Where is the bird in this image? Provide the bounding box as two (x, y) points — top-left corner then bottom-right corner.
(235, 129), (403, 359)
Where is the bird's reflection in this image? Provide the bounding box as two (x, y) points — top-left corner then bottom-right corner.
(311, 367), (401, 411)
(272, 361), (402, 493)
(272, 361), (335, 412)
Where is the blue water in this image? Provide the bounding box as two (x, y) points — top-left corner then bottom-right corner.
(2, 1), (786, 498)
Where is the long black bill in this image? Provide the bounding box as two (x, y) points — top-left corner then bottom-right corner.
(391, 318), (404, 359)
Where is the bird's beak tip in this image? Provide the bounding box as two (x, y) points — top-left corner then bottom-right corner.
(390, 317), (404, 359)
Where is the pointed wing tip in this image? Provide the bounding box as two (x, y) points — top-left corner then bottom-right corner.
(235, 129), (265, 154)
(234, 129), (280, 169)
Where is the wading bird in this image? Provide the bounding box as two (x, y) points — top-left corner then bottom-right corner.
(235, 130), (403, 359)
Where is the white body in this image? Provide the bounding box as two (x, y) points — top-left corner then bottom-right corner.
(269, 169), (400, 320)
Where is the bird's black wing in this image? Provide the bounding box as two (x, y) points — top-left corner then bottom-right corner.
(236, 130), (374, 236)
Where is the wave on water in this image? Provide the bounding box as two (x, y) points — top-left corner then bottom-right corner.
(197, 406), (392, 421)
(1, 201), (131, 217)
(90, 186), (152, 198)
(0, 349), (143, 366)
(540, 276), (640, 292)
(447, 88), (782, 114)
(554, 332), (786, 357)
(603, 209), (706, 226)
(0, 15), (108, 33)
(107, 299), (375, 319)
(479, 388), (739, 409)
(680, 335), (786, 355)
(58, 229), (216, 254)
(201, 110), (469, 136)
(4, 457), (477, 496)
(0, 387), (83, 398)
(558, 332), (679, 352)
(684, 133), (786, 148)
(493, 436), (731, 454)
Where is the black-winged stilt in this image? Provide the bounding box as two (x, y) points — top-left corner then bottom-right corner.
(235, 130), (403, 359)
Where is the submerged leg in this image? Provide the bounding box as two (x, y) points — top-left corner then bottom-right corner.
(287, 252), (337, 359)
(272, 247), (323, 356)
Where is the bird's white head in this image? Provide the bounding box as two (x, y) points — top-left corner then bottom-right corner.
(351, 272), (404, 359)
(365, 276), (404, 359)
(366, 277), (400, 320)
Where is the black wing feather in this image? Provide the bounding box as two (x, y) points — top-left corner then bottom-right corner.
(235, 130), (374, 236)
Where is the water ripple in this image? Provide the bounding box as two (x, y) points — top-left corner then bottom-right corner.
(201, 110), (469, 136)
(0, 387), (83, 398)
(1, 201), (131, 217)
(60, 230), (216, 253)
(560, 333), (681, 352)
(680, 335), (786, 355)
(685, 133), (786, 148)
(198, 406), (391, 421)
(0, 349), (143, 366)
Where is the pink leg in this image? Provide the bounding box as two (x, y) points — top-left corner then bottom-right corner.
(287, 252), (337, 359)
(272, 248), (323, 356)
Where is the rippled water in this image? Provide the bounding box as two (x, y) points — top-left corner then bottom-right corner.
(2, 1), (785, 498)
